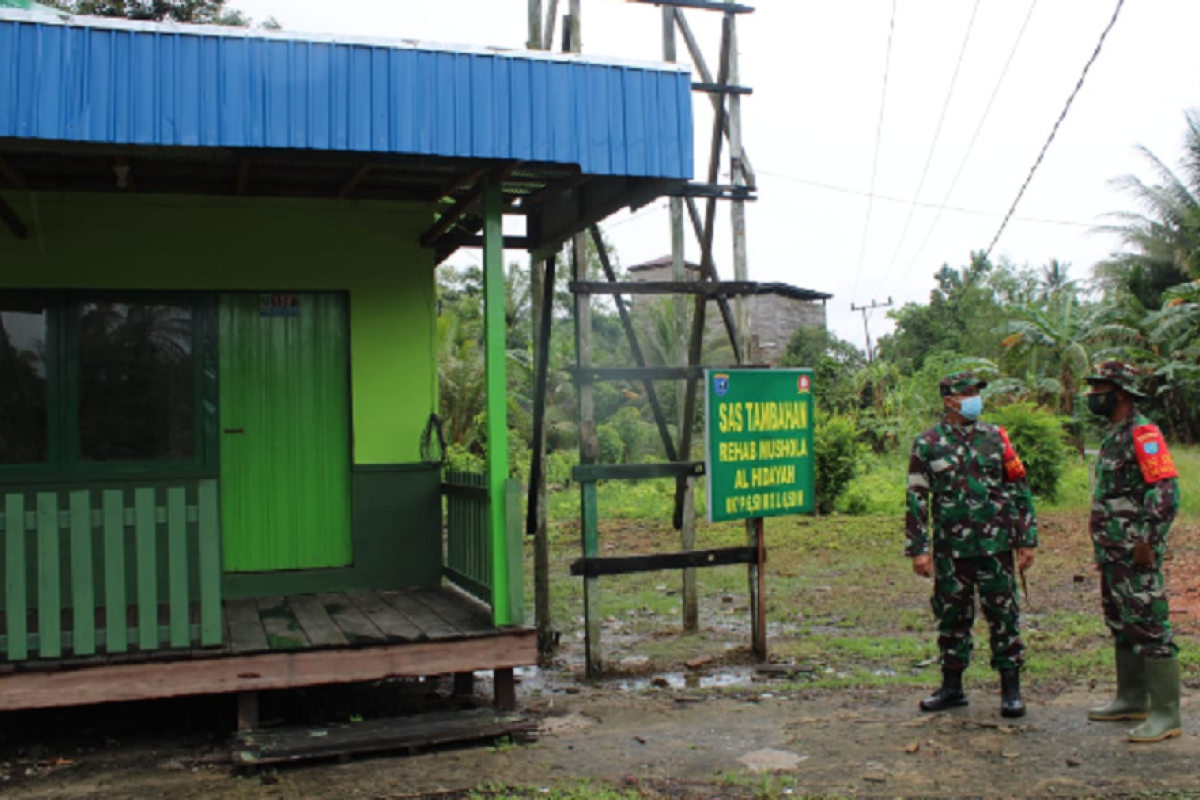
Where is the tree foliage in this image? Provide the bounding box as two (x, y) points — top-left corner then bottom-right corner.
(45, 0), (279, 28)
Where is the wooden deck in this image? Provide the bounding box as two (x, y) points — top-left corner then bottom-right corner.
(0, 587), (536, 715)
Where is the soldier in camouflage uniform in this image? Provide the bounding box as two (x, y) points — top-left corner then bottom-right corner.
(1084, 361), (1182, 743)
(906, 371), (1038, 718)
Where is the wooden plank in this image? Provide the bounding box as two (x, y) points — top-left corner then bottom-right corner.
(631, 0), (755, 12)
(197, 481), (222, 647)
(412, 588), (495, 637)
(573, 461), (705, 482)
(232, 708), (535, 767)
(226, 597), (270, 654)
(5, 495), (28, 661)
(0, 629), (538, 711)
(440, 483), (489, 502)
(168, 488), (189, 648)
(570, 546), (759, 577)
(377, 591), (460, 641)
(315, 593), (386, 645)
(69, 491), (96, 656)
(256, 597), (310, 651)
(102, 490), (128, 654)
(36, 494), (61, 659)
(286, 595), (349, 648)
(134, 488), (158, 651)
(569, 280), (762, 296)
(343, 592), (424, 642)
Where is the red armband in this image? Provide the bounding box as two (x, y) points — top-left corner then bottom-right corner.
(998, 427), (1026, 482)
(1133, 424), (1178, 483)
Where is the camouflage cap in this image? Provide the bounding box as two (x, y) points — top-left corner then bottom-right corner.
(939, 370), (988, 397)
(1084, 360), (1146, 398)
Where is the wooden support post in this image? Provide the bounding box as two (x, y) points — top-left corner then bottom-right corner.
(663, 5), (699, 634)
(750, 517), (767, 660)
(563, 0), (602, 681)
(237, 692), (259, 732)
(674, 17), (731, 533)
(453, 671), (476, 697)
(494, 668), (517, 711)
(529, 256), (558, 661)
(483, 178), (512, 626)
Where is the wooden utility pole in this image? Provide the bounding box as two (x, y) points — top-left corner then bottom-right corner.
(851, 297), (893, 364)
(663, 6), (699, 634)
(528, 0), (562, 661)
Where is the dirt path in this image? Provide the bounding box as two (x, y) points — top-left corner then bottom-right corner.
(3, 679), (1198, 798)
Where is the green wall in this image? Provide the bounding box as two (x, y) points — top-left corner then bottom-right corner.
(0, 192), (437, 465)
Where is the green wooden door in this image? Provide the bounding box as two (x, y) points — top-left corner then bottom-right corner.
(219, 293), (352, 572)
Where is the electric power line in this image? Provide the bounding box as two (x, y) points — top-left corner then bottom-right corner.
(877, 0), (981, 291)
(757, 169), (1092, 228)
(984, 0), (1125, 259)
(886, 0), (1039, 296)
(849, 0), (897, 306)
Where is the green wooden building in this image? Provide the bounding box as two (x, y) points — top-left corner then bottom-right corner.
(0, 9), (693, 721)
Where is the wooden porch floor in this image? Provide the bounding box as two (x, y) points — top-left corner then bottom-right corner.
(0, 587), (535, 714)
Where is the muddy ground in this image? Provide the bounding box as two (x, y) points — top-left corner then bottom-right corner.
(1, 675), (1198, 798)
(2, 510), (1199, 798)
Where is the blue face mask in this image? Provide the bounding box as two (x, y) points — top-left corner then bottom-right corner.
(959, 395), (983, 421)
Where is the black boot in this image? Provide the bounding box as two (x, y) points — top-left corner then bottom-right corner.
(920, 668), (968, 712)
(1000, 668), (1025, 718)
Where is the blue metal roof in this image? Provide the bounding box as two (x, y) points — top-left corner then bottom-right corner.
(0, 12), (694, 180)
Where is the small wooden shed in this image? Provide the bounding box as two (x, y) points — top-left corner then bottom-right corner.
(0, 9), (693, 721)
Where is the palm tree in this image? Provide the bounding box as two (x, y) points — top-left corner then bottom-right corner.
(1094, 111), (1200, 307)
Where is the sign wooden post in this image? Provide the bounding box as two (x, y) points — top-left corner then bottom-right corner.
(705, 368), (816, 659)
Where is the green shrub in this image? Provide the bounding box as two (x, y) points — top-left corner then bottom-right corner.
(986, 402), (1070, 501)
(838, 453), (907, 516)
(596, 423), (625, 464)
(814, 412), (864, 514)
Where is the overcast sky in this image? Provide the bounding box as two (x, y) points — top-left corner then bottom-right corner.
(229, 0), (1200, 350)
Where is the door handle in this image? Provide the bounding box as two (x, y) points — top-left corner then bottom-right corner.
(223, 428), (245, 435)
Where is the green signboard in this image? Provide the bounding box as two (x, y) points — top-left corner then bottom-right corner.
(704, 368), (816, 522)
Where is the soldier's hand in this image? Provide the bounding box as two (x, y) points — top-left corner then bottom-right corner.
(1017, 547), (1035, 574)
(1133, 542), (1155, 569)
(912, 554), (933, 578)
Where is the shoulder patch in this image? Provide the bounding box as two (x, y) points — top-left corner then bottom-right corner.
(997, 426), (1027, 482)
(1133, 424), (1179, 482)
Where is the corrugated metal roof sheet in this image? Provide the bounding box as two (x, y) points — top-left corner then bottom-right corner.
(0, 12), (694, 180)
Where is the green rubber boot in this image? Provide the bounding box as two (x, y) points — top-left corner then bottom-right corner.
(1088, 645), (1148, 722)
(1129, 656), (1182, 743)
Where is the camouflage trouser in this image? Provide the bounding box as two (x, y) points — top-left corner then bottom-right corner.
(932, 551), (1024, 672)
(1099, 558), (1176, 658)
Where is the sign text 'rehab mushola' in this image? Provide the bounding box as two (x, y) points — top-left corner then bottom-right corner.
(704, 369), (816, 522)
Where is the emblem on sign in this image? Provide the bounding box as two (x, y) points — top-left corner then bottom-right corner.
(798, 375), (811, 393)
(714, 374), (730, 397)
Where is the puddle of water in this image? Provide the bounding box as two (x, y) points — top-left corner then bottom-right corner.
(486, 664), (757, 694)
(614, 668), (753, 691)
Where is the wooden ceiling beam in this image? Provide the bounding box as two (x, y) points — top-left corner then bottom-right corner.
(235, 157), (252, 195)
(0, 195), (29, 239)
(0, 155), (28, 190)
(337, 162), (373, 199)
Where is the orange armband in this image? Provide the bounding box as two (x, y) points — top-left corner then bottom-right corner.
(998, 427), (1026, 482)
(1133, 424), (1178, 482)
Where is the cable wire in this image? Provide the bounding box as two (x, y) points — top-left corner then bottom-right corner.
(758, 169), (1091, 228)
(849, 0), (897, 305)
(984, 0), (1125, 259)
(887, 0), (1039, 294)
(877, 0), (981, 289)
